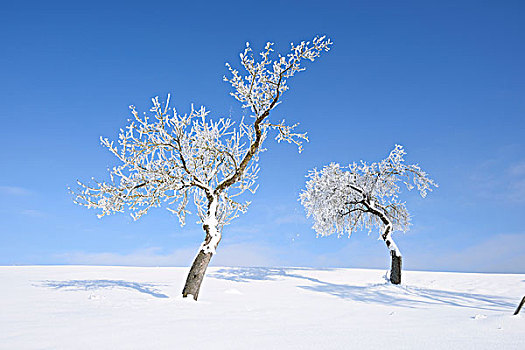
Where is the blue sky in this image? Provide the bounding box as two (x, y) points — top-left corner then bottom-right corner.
(1, 0), (524, 273)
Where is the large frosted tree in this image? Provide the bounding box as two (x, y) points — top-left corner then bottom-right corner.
(300, 145), (437, 284)
(73, 36), (332, 300)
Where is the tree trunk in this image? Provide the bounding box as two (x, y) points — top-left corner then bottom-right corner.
(514, 296), (525, 315)
(182, 250), (213, 300)
(390, 251), (402, 285)
(182, 197), (220, 300)
(377, 213), (402, 285)
(365, 199), (403, 285)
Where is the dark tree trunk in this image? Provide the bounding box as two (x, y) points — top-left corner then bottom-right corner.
(514, 296), (525, 315)
(390, 251), (402, 285)
(182, 197), (220, 301)
(182, 250), (213, 300)
(374, 211), (402, 285)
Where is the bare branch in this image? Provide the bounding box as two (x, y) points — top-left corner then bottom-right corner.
(74, 36), (332, 230)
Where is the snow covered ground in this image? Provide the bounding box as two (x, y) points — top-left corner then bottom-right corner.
(1, 266), (523, 349)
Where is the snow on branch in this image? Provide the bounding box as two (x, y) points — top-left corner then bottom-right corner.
(74, 96), (260, 226)
(300, 145), (438, 238)
(74, 36), (331, 230)
(224, 36), (332, 153)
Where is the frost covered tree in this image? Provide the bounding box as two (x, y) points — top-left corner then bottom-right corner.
(73, 36), (332, 300)
(300, 145), (437, 284)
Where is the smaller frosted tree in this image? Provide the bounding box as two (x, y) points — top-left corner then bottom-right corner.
(300, 145), (437, 284)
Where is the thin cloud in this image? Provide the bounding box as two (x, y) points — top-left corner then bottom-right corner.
(409, 233), (525, 273)
(55, 247), (196, 267)
(20, 209), (46, 218)
(213, 242), (283, 267)
(469, 159), (525, 203)
(0, 186), (32, 196)
(274, 213), (307, 225)
(508, 161), (525, 176)
(54, 243), (283, 268)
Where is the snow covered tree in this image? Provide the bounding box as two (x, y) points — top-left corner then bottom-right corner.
(73, 36), (332, 300)
(300, 145), (437, 284)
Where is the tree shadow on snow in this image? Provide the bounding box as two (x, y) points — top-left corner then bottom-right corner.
(35, 279), (169, 298)
(209, 267), (304, 282)
(210, 267), (514, 311)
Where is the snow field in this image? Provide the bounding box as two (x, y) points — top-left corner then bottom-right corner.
(1, 266), (523, 349)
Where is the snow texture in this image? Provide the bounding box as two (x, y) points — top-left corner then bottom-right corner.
(1, 266), (523, 349)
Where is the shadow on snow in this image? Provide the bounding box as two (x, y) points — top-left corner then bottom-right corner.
(210, 267), (514, 311)
(35, 279), (169, 298)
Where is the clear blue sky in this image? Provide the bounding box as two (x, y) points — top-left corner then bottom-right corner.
(1, 0), (524, 273)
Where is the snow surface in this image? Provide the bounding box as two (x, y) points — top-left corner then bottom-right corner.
(1, 266), (523, 349)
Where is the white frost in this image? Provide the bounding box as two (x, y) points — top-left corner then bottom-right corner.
(300, 145), (437, 251)
(73, 36), (332, 254)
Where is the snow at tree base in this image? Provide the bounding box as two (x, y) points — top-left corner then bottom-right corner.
(1, 266), (524, 349)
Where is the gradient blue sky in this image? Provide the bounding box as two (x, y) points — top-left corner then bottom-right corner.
(1, 1), (524, 273)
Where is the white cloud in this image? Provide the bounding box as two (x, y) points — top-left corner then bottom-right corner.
(55, 247), (197, 267)
(20, 209), (46, 218)
(213, 242), (283, 266)
(409, 233), (525, 273)
(52, 234), (525, 273)
(227, 224), (262, 235)
(0, 186), (32, 196)
(307, 239), (391, 269)
(55, 242), (283, 268)
(274, 213), (307, 225)
(469, 159), (525, 203)
(509, 161), (525, 177)
(508, 179), (525, 201)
